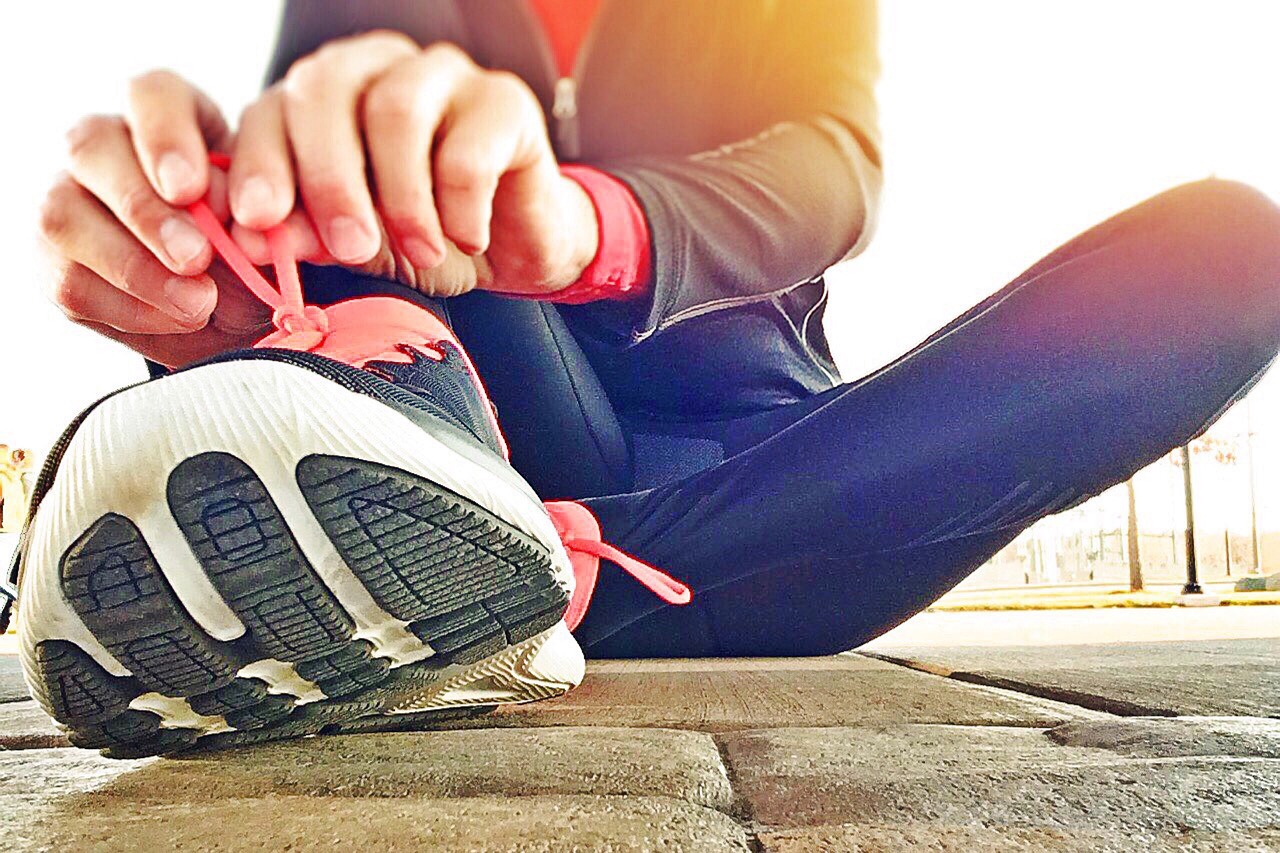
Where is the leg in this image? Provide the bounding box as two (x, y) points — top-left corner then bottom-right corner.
(576, 179), (1280, 657)
(446, 292), (632, 499)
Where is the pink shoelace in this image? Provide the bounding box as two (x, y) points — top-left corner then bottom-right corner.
(546, 501), (691, 630)
(187, 154), (692, 629)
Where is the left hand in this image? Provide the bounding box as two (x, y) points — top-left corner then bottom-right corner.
(224, 32), (599, 298)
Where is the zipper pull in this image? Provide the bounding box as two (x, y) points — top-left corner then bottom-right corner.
(553, 76), (578, 121)
(552, 76), (580, 159)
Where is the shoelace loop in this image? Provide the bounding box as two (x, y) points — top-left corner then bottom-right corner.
(547, 501), (692, 631)
(562, 537), (692, 605)
(187, 154), (328, 350)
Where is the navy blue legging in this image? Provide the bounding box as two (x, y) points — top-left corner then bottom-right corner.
(315, 179), (1280, 657)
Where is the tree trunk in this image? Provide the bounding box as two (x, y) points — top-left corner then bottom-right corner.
(1126, 477), (1144, 592)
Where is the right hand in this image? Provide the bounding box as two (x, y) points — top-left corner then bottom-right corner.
(39, 70), (273, 367)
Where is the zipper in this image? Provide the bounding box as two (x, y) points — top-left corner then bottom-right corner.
(633, 276), (823, 344)
(523, 0), (607, 159)
(552, 76), (580, 156)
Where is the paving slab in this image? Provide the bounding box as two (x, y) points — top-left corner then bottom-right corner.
(1047, 715), (1280, 758)
(757, 825), (1280, 852)
(720, 721), (1280, 839)
(16, 794), (750, 852)
(867, 638), (1280, 716)
(0, 656), (1090, 746)
(0, 654), (26, 703)
(0, 701), (68, 749)
(4, 748), (153, 851)
(4, 747), (748, 852)
(474, 657), (1093, 730)
(97, 728), (734, 810)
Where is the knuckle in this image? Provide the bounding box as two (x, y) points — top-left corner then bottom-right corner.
(363, 81), (415, 124)
(65, 114), (124, 160)
(38, 177), (81, 244)
(361, 29), (419, 54)
(238, 90), (279, 126)
(422, 41), (471, 70)
(302, 173), (359, 210)
(283, 56), (325, 96)
(50, 270), (86, 315)
(117, 183), (160, 228)
(435, 150), (496, 191)
(483, 69), (531, 100)
(127, 68), (177, 96)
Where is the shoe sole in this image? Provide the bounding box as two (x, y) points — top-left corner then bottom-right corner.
(16, 360), (584, 757)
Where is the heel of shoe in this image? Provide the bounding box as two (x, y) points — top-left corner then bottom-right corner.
(387, 621), (585, 713)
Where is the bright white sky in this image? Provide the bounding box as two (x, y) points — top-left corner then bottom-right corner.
(0, 1), (1277, 537)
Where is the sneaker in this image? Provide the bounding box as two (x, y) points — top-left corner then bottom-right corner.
(0, 162), (687, 757)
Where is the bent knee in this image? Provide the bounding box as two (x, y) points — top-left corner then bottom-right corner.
(1136, 178), (1280, 353)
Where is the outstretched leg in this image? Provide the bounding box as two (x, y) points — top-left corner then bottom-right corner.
(576, 179), (1280, 657)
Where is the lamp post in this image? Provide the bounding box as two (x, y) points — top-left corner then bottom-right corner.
(1180, 443), (1203, 595)
(1245, 401), (1262, 575)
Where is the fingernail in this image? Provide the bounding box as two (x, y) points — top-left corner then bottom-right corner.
(156, 152), (196, 199)
(235, 176), (276, 222)
(326, 216), (375, 262)
(163, 276), (215, 323)
(402, 237), (442, 268)
(160, 217), (208, 268)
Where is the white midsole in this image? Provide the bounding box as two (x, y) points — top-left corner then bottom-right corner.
(16, 359), (579, 727)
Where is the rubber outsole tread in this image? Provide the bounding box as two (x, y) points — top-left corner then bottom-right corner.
(60, 515), (237, 695)
(223, 694), (296, 730)
(167, 453), (356, 663)
(187, 678), (272, 717)
(29, 640), (138, 725)
(324, 705), (496, 735)
(68, 709), (162, 749)
(27, 446), (572, 758)
(296, 455), (568, 664)
(102, 727), (198, 759)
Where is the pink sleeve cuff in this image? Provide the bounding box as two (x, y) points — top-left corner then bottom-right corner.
(533, 164), (652, 305)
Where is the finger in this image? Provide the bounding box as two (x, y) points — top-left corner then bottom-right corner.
(433, 71), (538, 254)
(40, 174), (216, 325)
(79, 318), (256, 370)
(282, 31), (418, 263)
(363, 47), (475, 268)
(229, 86), (295, 229)
(76, 263), (274, 369)
(231, 207), (333, 266)
(65, 115), (213, 276)
(127, 69), (230, 204)
(49, 263), (201, 334)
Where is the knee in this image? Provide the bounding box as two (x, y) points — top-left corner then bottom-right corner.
(1150, 178), (1280, 285)
(1141, 178), (1280, 354)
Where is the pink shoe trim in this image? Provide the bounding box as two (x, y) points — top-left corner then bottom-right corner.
(547, 501), (691, 631)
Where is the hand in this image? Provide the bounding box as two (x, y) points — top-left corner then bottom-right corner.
(226, 32), (599, 298)
(39, 71), (274, 367)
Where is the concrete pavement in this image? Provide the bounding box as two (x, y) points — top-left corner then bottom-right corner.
(3, 607), (1279, 850)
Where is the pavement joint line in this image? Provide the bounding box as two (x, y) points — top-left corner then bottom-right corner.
(858, 651), (1177, 718)
(710, 731), (766, 853)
